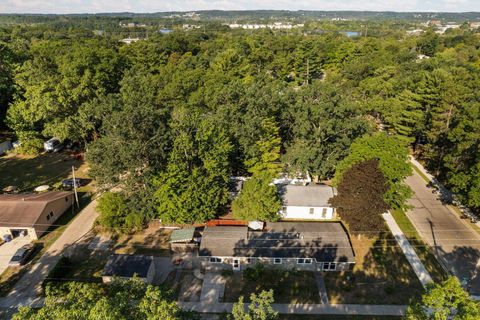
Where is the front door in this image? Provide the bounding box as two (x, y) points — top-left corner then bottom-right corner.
(233, 258), (240, 271)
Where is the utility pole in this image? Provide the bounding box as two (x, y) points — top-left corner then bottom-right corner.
(72, 166), (79, 208)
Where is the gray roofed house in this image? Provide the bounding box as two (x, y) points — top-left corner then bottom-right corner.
(198, 222), (354, 272)
(278, 185), (337, 220)
(102, 254), (155, 284)
(0, 191), (74, 240)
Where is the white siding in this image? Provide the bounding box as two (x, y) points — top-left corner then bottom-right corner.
(280, 206), (335, 220)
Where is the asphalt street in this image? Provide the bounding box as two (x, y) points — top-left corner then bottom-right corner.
(405, 170), (480, 295)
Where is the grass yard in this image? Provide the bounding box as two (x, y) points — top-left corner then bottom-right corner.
(390, 209), (447, 282)
(46, 245), (109, 283)
(223, 267), (320, 304)
(113, 224), (172, 256)
(0, 152), (94, 192)
(323, 232), (424, 305)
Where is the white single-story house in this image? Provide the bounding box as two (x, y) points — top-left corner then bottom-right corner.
(0, 191), (74, 240)
(279, 184), (337, 220)
(198, 222), (355, 272)
(102, 254), (155, 284)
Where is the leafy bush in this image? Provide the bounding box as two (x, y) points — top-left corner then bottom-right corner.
(97, 192), (144, 234)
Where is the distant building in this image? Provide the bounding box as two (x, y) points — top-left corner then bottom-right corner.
(198, 222), (355, 272)
(279, 185), (337, 220)
(102, 254), (155, 284)
(0, 192), (74, 240)
(406, 29), (424, 36)
(120, 38), (141, 45)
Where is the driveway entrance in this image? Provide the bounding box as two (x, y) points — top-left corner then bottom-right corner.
(0, 237), (31, 274)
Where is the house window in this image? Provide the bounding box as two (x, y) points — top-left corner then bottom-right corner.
(322, 262), (336, 271)
(246, 258), (252, 264)
(273, 258), (282, 264)
(282, 206), (287, 213)
(46, 215), (50, 221)
(322, 208), (328, 218)
(297, 258), (313, 264)
(309, 208), (314, 215)
(49, 211), (54, 218)
(210, 257), (222, 263)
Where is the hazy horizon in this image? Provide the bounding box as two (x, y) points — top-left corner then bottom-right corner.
(1, 0), (480, 15)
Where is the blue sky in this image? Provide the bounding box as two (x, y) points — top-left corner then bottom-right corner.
(1, 0), (479, 14)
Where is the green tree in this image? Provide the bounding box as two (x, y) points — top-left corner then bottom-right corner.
(231, 290), (278, 320)
(96, 192), (143, 234)
(245, 117), (282, 178)
(154, 113), (232, 224)
(406, 277), (480, 320)
(334, 132), (412, 209)
(13, 280), (185, 320)
(232, 173), (281, 221)
(284, 82), (369, 179)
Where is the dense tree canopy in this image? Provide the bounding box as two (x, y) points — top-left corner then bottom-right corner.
(13, 280), (191, 320)
(406, 277), (480, 320)
(334, 133), (412, 209)
(2, 19), (480, 228)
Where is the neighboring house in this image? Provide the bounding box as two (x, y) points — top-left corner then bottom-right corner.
(102, 254), (155, 284)
(0, 191), (74, 240)
(198, 222), (355, 272)
(279, 184), (337, 220)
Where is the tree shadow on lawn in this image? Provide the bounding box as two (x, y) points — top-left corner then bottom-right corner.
(112, 227), (172, 256)
(223, 266), (321, 304)
(0, 152), (84, 192)
(324, 232), (425, 305)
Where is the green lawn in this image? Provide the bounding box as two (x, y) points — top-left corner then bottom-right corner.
(46, 246), (108, 284)
(223, 267), (320, 304)
(0, 152), (93, 192)
(390, 209), (448, 283)
(323, 232), (424, 305)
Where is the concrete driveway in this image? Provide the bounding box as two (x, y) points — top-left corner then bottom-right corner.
(0, 237), (31, 274)
(405, 171), (480, 294)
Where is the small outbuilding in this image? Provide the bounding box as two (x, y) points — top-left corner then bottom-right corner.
(0, 191), (74, 240)
(102, 254), (155, 284)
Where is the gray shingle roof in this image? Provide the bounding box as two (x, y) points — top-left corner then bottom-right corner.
(280, 185), (336, 207)
(0, 192), (73, 228)
(102, 254), (152, 278)
(199, 222), (354, 263)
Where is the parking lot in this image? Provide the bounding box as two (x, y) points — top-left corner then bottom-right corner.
(0, 237), (31, 274)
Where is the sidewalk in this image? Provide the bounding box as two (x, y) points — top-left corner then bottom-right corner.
(179, 301), (407, 316)
(383, 212), (433, 288)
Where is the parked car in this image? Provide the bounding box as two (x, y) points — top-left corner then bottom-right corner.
(8, 244), (35, 266)
(44, 138), (63, 152)
(61, 178), (84, 189)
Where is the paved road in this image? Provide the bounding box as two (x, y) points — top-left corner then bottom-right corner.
(383, 212), (433, 288)
(0, 199), (98, 309)
(179, 301), (407, 316)
(405, 170), (480, 294)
